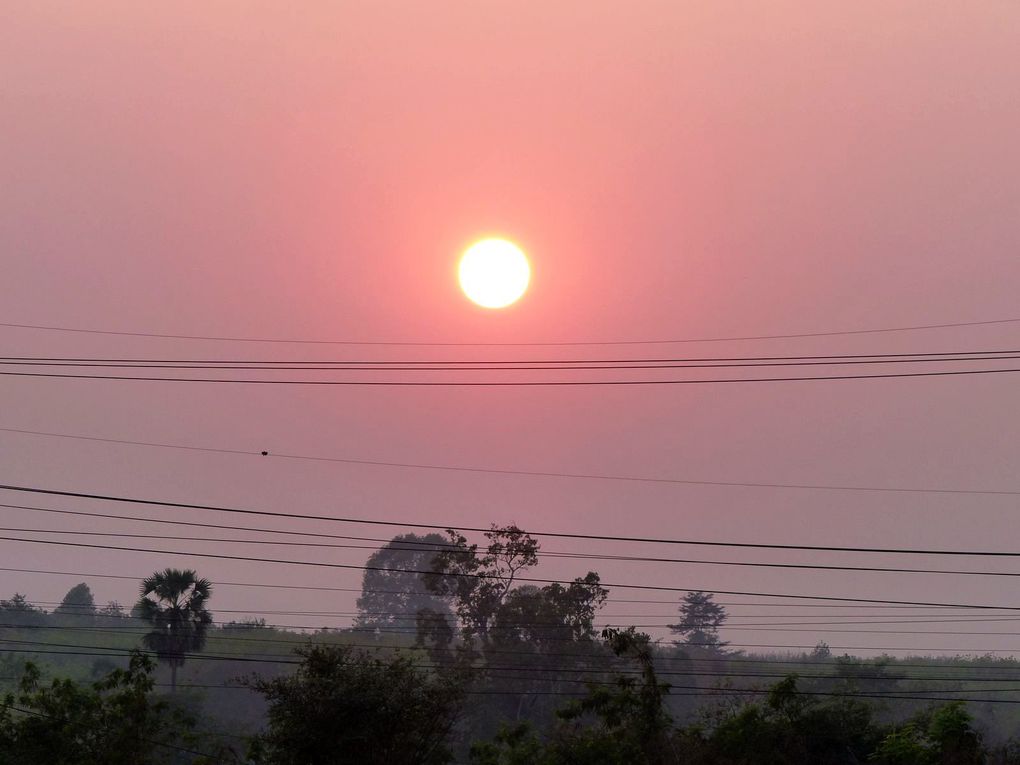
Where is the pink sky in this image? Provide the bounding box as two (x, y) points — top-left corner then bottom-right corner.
(2, 3), (1019, 651)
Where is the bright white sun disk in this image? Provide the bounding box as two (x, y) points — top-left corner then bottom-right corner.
(458, 239), (530, 309)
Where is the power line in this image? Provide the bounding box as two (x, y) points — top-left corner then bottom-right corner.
(2, 562), (1006, 612)
(26, 593), (1020, 625)
(22, 611), (1020, 641)
(7, 676), (1012, 705)
(469, 671), (1020, 693)
(5, 481), (1020, 558)
(9, 639), (1020, 689)
(16, 586), (1020, 668)
(0, 634), (970, 671)
(8, 531), (1020, 612)
(11, 623), (1020, 683)
(3, 316), (1019, 345)
(10, 523), (1020, 580)
(5, 348), (1020, 363)
(21, 603), (1020, 633)
(11, 658), (1020, 708)
(27, 593), (1020, 630)
(10, 619), (1020, 664)
(399, 688), (1020, 702)
(11, 633), (1020, 672)
(0, 701), (228, 761)
(149, 684), (1020, 696)
(39, 499), (1020, 585)
(135, 684), (1020, 703)
(363, 629), (1020, 653)
(5, 425), (1018, 496)
(5, 352), (1020, 371)
(4, 366), (1020, 386)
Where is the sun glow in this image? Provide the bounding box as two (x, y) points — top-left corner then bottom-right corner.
(458, 238), (531, 309)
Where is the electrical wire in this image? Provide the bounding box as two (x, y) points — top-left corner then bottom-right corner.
(9, 636), (1020, 704)
(4, 366), (1020, 385)
(19, 606), (1020, 635)
(4, 352), (1020, 371)
(8, 668), (1020, 705)
(3, 315), (1019, 345)
(12, 533), (1020, 612)
(7, 562), (995, 609)
(0, 700), (228, 761)
(5, 348), (1020, 363)
(26, 596), (1020, 628)
(6, 481), (1020, 559)
(12, 522), (1020, 580)
(5, 426), (1018, 496)
(9, 619), (1020, 666)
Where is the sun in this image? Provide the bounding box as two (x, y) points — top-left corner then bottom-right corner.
(458, 238), (531, 309)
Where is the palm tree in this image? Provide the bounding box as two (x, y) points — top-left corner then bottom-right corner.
(136, 568), (212, 692)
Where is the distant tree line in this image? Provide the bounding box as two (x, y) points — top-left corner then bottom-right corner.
(5, 530), (1020, 763)
(0, 586), (128, 629)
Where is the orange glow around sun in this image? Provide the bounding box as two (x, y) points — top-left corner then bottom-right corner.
(458, 238), (531, 309)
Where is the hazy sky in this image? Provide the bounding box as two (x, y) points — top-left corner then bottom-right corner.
(2, 3), (1019, 652)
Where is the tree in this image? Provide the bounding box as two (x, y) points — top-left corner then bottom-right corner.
(135, 568), (212, 693)
(470, 628), (675, 765)
(355, 534), (454, 631)
(423, 525), (539, 639)
(415, 607), (457, 665)
(871, 724), (932, 765)
(96, 601), (127, 628)
(810, 641), (832, 660)
(685, 675), (881, 765)
(0, 594), (47, 629)
(221, 617), (268, 631)
(246, 644), (465, 765)
(424, 526), (608, 728)
(872, 702), (983, 765)
(0, 651), (227, 764)
(555, 627), (675, 763)
(487, 574), (608, 653)
(669, 591), (729, 653)
(927, 702), (983, 763)
(54, 582), (97, 624)
(469, 723), (546, 765)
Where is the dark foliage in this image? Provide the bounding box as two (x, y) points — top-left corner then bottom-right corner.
(53, 583), (97, 623)
(135, 568), (213, 692)
(669, 591), (729, 654)
(0, 652), (231, 765)
(356, 533), (455, 630)
(0, 594), (47, 629)
(246, 644), (466, 765)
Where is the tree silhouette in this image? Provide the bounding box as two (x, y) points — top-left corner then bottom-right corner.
(0, 651), (212, 764)
(424, 526), (606, 726)
(424, 525), (539, 639)
(356, 533), (454, 630)
(135, 568), (212, 692)
(668, 591), (729, 654)
(0, 593), (47, 628)
(54, 582), (97, 625)
(470, 628), (673, 764)
(246, 644), (465, 765)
